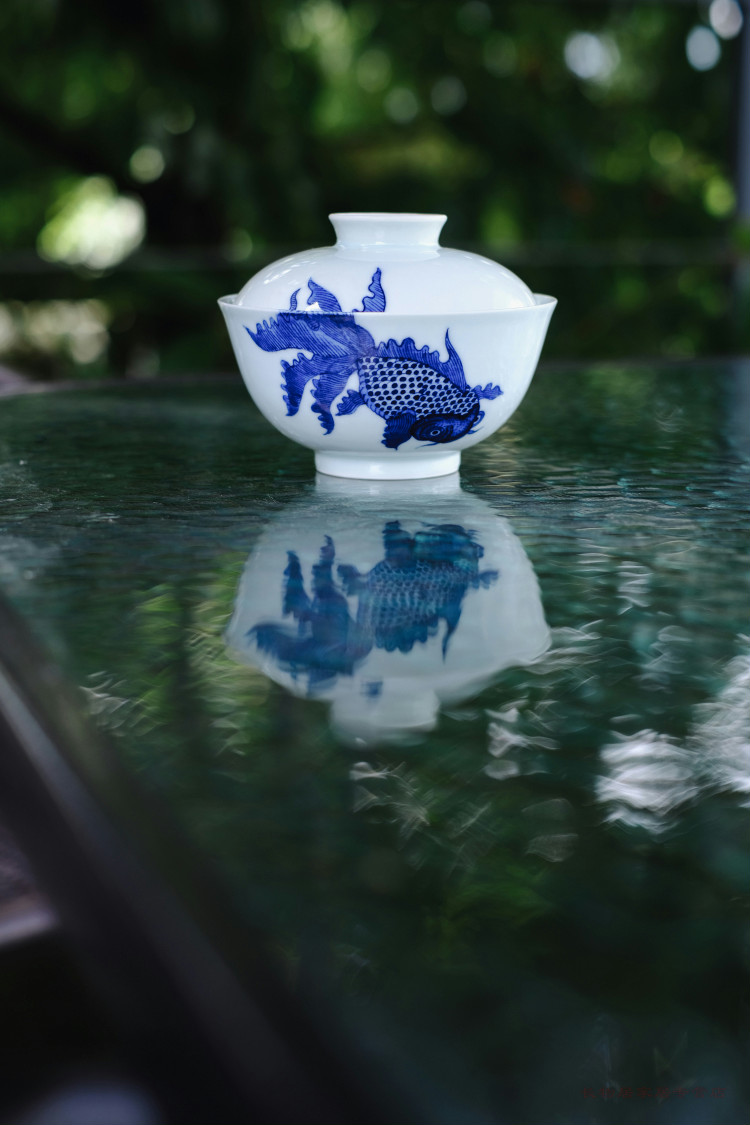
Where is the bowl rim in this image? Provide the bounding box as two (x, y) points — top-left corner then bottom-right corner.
(217, 293), (557, 315)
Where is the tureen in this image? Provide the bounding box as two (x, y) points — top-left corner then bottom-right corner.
(219, 213), (556, 480)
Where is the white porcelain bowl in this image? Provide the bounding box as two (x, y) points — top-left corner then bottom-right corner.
(219, 213), (556, 480)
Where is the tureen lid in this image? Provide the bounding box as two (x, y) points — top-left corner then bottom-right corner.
(234, 212), (535, 315)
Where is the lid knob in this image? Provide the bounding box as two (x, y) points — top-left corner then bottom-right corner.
(329, 211), (447, 249)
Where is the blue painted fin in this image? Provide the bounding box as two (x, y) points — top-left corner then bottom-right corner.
(472, 382), (503, 400)
(360, 268), (386, 312)
(310, 536), (337, 595)
(288, 289), (299, 311)
(307, 279), (342, 312)
(376, 329), (467, 389)
(311, 403), (334, 434)
(382, 521), (415, 565)
(337, 564), (365, 594)
(382, 411), (416, 450)
(336, 389), (365, 416)
(280, 353), (356, 417)
(280, 354), (312, 415)
(441, 331), (467, 388)
(413, 524), (478, 565)
(250, 623), (301, 663)
(304, 357), (359, 431)
(282, 552), (311, 622)
(248, 311), (375, 360)
(248, 311), (375, 417)
(312, 360), (358, 412)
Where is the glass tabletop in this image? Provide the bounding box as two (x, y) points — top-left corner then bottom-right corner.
(1, 363), (748, 1124)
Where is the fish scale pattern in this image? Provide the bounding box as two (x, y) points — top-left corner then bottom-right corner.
(357, 559), (469, 650)
(357, 357), (476, 421)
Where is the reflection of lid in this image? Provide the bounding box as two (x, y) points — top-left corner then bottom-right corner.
(234, 212), (536, 315)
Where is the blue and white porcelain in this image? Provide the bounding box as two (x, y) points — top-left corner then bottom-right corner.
(219, 212), (556, 480)
(225, 474), (550, 742)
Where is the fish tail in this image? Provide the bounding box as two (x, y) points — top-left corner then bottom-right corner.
(281, 355), (313, 415)
(250, 623), (300, 663)
(248, 311), (376, 422)
(281, 353), (359, 419)
(307, 358), (361, 432)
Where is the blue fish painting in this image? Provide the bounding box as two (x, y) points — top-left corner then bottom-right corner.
(245, 271), (503, 449)
(250, 521), (499, 693)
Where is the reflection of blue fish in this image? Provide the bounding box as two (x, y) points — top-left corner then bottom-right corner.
(246, 272), (502, 450)
(250, 522), (498, 694)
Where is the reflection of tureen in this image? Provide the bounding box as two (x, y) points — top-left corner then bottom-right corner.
(226, 474), (550, 741)
(219, 213), (556, 480)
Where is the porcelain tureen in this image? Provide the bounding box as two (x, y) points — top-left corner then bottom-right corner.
(219, 212), (556, 480)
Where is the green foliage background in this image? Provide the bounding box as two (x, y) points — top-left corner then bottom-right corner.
(0, 0), (747, 378)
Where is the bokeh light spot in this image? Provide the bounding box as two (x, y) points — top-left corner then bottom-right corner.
(709, 0), (743, 39)
(356, 48), (391, 93)
(63, 78), (96, 122)
(104, 54), (135, 94)
(430, 76), (467, 115)
(483, 33), (517, 76)
(685, 26), (721, 71)
(0, 304), (15, 349)
(604, 150), (641, 183)
(282, 10), (314, 50)
(384, 87), (419, 124)
(0, 300), (111, 365)
(649, 130), (684, 166)
(37, 178), (145, 271)
(703, 175), (736, 217)
(481, 199), (521, 246)
(224, 228), (254, 262)
(662, 335), (696, 358)
(129, 145), (165, 183)
(457, 1), (492, 34)
(564, 32), (620, 82)
(162, 103), (195, 134)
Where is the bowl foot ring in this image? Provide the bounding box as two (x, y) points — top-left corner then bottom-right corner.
(315, 450), (461, 480)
